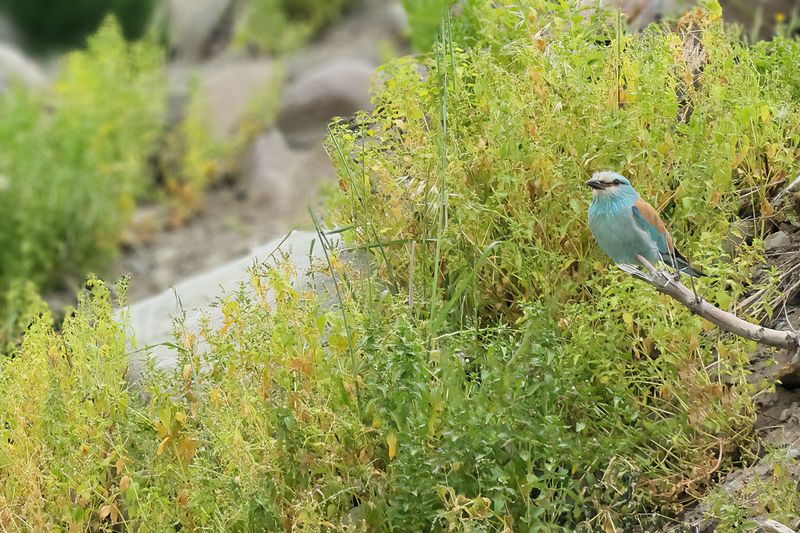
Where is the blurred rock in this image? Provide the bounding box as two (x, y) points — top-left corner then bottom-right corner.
(240, 130), (299, 209)
(0, 43), (46, 93)
(283, 0), (408, 82)
(587, 0), (798, 37)
(277, 58), (375, 148)
(764, 230), (791, 251)
(167, 58), (277, 141)
(169, 0), (236, 61)
(723, 0), (800, 40)
(606, 0), (681, 30)
(120, 204), (170, 247)
(386, 1), (410, 38)
(201, 58), (277, 141)
(0, 12), (18, 44)
(240, 129), (338, 209)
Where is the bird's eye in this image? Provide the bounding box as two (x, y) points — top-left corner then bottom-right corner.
(612, 179), (621, 185)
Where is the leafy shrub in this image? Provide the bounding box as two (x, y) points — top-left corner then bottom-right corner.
(0, 258), (766, 529)
(0, 13), (282, 325)
(323, 0), (800, 527)
(752, 37), (800, 102)
(0, 18), (164, 308)
(0, 0), (158, 51)
(0, 265), (372, 530)
(235, 0), (352, 54)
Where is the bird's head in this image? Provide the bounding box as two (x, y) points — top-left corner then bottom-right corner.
(585, 171), (636, 200)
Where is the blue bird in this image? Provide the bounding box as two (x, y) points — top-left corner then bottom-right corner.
(586, 171), (704, 277)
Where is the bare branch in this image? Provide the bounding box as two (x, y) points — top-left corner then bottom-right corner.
(627, 256), (800, 352)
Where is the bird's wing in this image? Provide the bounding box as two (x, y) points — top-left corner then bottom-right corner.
(631, 198), (673, 255)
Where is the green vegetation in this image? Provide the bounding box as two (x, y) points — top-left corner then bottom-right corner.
(403, 0), (452, 50)
(2, 0), (800, 530)
(0, 14), (284, 334)
(322, 1), (800, 526)
(235, 0), (353, 54)
(0, 0), (158, 51)
(0, 18), (164, 341)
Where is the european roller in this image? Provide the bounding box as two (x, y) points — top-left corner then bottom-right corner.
(586, 171), (705, 277)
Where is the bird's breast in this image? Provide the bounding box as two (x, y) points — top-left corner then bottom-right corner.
(589, 206), (658, 265)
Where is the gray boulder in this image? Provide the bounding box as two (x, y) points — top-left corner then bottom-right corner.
(277, 58), (375, 148)
(386, 1), (410, 38)
(578, 0), (685, 30)
(240, 129), (300, 209)
(167, 58), (278, 141)
(239, 129), (339, 214)
(169, 0), (237, 61)
(199, 58), (278, 141)
(764, 230), (792, 252)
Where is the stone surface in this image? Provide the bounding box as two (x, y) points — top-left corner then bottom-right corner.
(167, 58), (278, 141)
(722, 0), (800, 40)
(238, 129), (339, 210)
(584, 0), (798, 37)
(200, 58), (278, 141)
(0, 43), (46, 93)
(127, 230), (336, 381)
(240, 129), (299, 208)
(169, 0), (236, 61)
(0, 13), (18, 44)
(277, 58), (375, 147)
(284, 0), (409, 79)
(764, 230), (791, 252)
(722, 219), (757, 256)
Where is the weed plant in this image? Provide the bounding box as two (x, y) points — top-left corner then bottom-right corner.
(403, 0), (453, 51)
(324, 0), (800, 527)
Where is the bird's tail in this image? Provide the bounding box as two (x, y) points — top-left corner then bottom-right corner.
(664, 251), (705, 278)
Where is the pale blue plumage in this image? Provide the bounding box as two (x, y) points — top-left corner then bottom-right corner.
(589, 194), (658, 265)
(586, 171), (704, 277)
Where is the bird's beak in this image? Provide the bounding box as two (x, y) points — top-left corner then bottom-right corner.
(585, 179), (606, 190)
